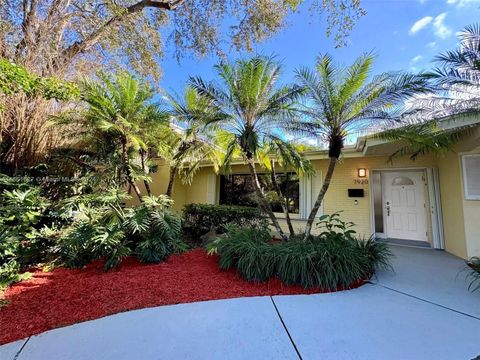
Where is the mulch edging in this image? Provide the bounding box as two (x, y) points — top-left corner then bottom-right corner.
(0, 249), (365, 345)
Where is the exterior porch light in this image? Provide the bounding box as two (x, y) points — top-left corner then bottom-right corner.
(357, 168), (367, 178)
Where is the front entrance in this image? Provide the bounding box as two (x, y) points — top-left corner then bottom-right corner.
(382, 171), (427, 242)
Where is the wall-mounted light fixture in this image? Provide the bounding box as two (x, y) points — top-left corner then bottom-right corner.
(357, 168), (367, 178)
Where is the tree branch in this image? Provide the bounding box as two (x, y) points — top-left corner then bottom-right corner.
(56, 0), (185, 70)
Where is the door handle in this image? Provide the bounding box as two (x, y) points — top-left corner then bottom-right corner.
(386, 202), (390, 216)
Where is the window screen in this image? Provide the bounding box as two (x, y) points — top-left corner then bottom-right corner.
(219, 173), (300, 213)
(463, 155), (480, 200)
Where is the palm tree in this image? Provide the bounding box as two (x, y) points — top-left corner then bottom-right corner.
(297, 54), (431, 240)
(373, 25), (480, 163)
(256, 140), (314, 238)
(188, 56), (305, 241)
(164, 87), (221, 197)
(417, 24), (480, 118)
(62, 71), (168, 201)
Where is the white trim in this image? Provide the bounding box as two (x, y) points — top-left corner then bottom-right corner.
(461, 154), (480, 200)
(206, 174), (217, 205)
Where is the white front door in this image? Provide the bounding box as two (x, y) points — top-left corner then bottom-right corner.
(383, 171), (427, 241)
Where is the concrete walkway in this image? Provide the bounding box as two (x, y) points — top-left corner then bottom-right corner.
(2, 245), (480, 360)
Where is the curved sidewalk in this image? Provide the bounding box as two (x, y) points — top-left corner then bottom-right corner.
(2, 245), (480, 360)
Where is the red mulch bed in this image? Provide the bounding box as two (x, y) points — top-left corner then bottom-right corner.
(0, 249), (365, 345)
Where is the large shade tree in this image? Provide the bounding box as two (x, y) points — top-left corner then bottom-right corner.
(188, 56), (307, 240)
(0, 0), (364, 172)
(296, 53), (431, 239)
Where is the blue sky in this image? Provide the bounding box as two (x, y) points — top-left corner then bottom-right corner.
(158, 0), (480, 94)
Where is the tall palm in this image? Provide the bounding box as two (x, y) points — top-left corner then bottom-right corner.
(189, 56), (305, 240)
(297, 54), (431, 239)
(164, 87), (221, 197)
(374, 25), (480, 162)
(417, 24), (480, 118)
(62, 72), (167, 201)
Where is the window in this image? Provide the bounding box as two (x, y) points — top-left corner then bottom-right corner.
(219, 173), (300, 214)
(462, 154), (480, 200)
(391, 176), (414, 186)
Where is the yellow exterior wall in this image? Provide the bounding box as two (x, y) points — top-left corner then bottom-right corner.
(309, 155), (438, 237)
(459, 146), (480, 258)
(131, 139), (480, 260)
(436, 152), (468, 258)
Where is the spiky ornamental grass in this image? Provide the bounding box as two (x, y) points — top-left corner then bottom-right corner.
(467, 257), (480, 292)
(214, 222), (392, 289)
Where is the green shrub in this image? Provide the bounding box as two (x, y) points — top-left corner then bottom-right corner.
(183, 203), (267, 240)
(0, 177), (57, 287)
(214, 216), (392, 289)
(0, 260), (32, 291)
(125, 196), (185, 263)
(59, 192), (186, 269)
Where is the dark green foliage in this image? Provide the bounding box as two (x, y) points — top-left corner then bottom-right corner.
(467, 257), (480, 292)
(0, 177), (57, 288)
(216, 224), (274, 282)
(125, 196), (185, 263)
(183, 203), (267, 239)
(214, 216), (392, 289)
(59, 193), (185, 269)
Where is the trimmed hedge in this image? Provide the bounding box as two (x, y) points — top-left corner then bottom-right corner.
(182, 203), (267, 239)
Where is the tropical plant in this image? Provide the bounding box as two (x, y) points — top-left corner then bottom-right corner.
(164, 87), (222, 196)
(183, 203), (268, 240)
(256, 141), (314, 238)
(56, 71), (168, 201)
(418, 24), (480, 119)
(0, 0), (362, 175)
(373, 25), (480, 160)
(467, 257), (480, 292)
(124, 195), (185, 263)
(296, 53), (431, 239)
(214, 220), (392, 289)
(0, 176), (55, 288)
(58, 189), (131, 269)
(59, 191), (185, 269)
(188, 56), (306, 240)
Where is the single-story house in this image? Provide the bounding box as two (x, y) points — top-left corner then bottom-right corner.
(130, 115), (480, 260)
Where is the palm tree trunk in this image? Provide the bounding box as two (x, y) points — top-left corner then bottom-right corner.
(303, 156), (337, 240)
(140, 150), (152, 196)
(270, 160), (295, 239)
(246, 159), (288, 241)
(121, 139), (143, 202)
(165, 166), (178, 197)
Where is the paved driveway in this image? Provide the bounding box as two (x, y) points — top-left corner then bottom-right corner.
(2, 245), (480, 360)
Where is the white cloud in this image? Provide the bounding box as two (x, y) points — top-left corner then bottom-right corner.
(433, 13), (452, 39)
(426, 41), (436, 48)
(409, 16), (433, 35)
(410, 55), (423, 65)
(447, 0), (480, 7)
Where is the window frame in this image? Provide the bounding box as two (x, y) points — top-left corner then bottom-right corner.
(218, 172), (302, 219)
(462, 154), (480, 201)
